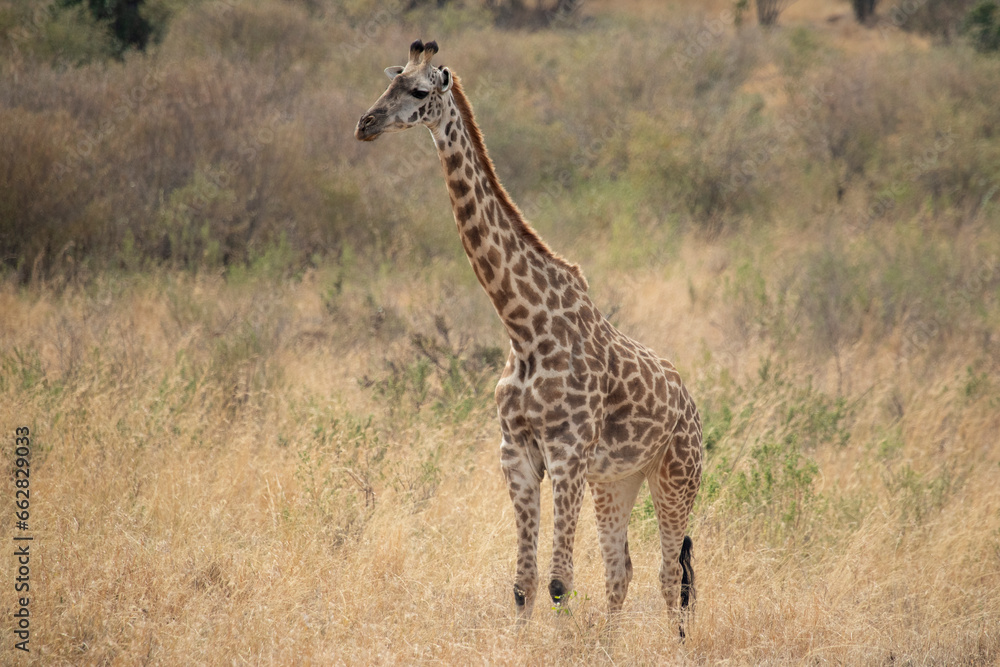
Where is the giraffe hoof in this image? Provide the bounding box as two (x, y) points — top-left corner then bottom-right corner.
(549, 579), (566, 604)
(513, 585), (526, 607)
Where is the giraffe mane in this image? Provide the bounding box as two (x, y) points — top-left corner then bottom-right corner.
(449, 75), (589, 292)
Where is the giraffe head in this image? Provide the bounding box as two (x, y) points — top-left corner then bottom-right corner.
(355, 39), (453, 142)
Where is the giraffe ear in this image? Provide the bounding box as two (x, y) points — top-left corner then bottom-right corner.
(385, 66), (404, 80)
(437, 67), (452, 93)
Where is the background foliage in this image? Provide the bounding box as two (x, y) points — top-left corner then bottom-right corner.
(1, 0), (999, 663)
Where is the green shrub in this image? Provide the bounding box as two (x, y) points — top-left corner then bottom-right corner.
(368, 320), (504, 425)
(795, 244), (869, 370)
(723, 261), (794, 345)
(0, 107), (100, 282)
(882, 462), (969, 527)
(962, 0), (1000, 52)
(0, 346), (47, 394)
(59, 0), (155, 56)
(0, 0), (114, 64)
(730, 433), (819, 533)
(207, 312), (286, 412)
(882, 0), (978, 40)
(294, 411), (384, 544)
(694, 362), (848, 545)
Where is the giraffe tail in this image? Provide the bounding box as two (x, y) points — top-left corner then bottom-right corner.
(679, 535), (695, 609)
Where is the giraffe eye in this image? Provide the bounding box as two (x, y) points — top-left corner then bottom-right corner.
(411, 89), (429, 99)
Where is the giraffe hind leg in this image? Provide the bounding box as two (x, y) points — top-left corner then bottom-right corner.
(646, 441), (700, 638)
(590, 473), (644, 613)
(647, 461), (695, 612)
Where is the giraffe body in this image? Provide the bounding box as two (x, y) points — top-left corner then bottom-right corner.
(356, 40), (702, 624)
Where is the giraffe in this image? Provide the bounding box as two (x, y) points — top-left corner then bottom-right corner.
(355, 40), (703, 627)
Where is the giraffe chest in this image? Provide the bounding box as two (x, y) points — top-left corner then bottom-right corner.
(494, 345), (601, 448)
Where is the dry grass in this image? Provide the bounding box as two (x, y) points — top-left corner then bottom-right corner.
(2, 0), (1000, 664)
(2, 241), (998, 664)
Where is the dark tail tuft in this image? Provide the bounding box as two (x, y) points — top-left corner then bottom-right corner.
(679, 535), (695, 609)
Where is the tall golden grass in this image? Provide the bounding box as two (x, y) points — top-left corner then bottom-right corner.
(1, 249), (998, 663)
(2, 0), (999, 663)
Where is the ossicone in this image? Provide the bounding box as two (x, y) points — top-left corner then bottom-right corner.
(408, 38), (439, 65)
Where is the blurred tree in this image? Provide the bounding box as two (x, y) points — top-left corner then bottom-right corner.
(735, 0), (793, 27)
(59, 0), (153, 55)
(405, 0), (453, 8)
(756, 0), (785, 25)
(484, 0), (583, 27)
(852, 0), (878, 23)
(962, 0), (1000, 52)
(897, 0), (979, 39)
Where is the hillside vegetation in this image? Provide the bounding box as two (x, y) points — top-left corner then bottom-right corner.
(1, 0), (999, 663)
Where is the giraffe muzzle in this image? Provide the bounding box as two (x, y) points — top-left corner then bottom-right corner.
(355, 112), (383, 142)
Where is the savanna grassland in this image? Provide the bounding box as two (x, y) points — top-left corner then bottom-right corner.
(2, 0), (1000, 663)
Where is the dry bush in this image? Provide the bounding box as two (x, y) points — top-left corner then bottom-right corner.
(627, 94), (776, 233)
(795, 57), (901, 195)
(0, 107), (101, 281)
(619, 27), (773, 232)
(158, 0), (327, 70)
(722, 226), (1000, 384)
(754, 0), (794, 26)
(4, 0), (1000, 283)
(819, 48), (1000, 228)
(0, 0), (113, 64)
(890, 0), (980, 39)
(0, 8), (373, 280)
(896, 50), (1000, 223)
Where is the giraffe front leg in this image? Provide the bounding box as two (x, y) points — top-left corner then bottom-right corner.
(500, 440), (542, 622)
(547, 453), (588, 606)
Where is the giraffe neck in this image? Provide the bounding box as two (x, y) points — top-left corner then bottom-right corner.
(430, 77), (589, 353)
